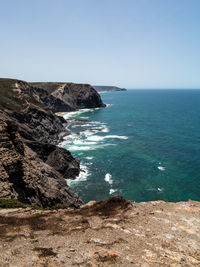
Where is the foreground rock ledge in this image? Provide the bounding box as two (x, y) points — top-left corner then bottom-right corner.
(0, 196), (199, 266)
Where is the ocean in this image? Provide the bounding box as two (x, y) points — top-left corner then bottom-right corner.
(61, 89), (200, 203)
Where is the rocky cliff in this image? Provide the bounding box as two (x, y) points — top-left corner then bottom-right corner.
(30, 82), (106, 109)
(0, 118), (81, 208)
(0, 78), (105, 207)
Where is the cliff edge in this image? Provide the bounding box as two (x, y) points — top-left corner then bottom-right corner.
(0, 196), (199, 266)
(0, 78), (105, 207)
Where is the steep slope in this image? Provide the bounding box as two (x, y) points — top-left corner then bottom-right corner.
(0, 78), (70, 144)
(30, 82), (106, 109)
(0, 78), (105, 207)
(0, 117), (82, 207)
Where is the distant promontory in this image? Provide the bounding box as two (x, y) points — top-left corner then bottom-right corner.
(93, 85), (127, 92)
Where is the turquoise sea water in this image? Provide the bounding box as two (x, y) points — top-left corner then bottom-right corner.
(61, 90), (200, 203)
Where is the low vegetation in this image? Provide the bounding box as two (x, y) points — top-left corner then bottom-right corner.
(0, 78), (27, 110)
(0, 198), (27, 208)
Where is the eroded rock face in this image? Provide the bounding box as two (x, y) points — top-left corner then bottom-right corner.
(30, 82), (106, 109)
(0, 78), (106, 207)
(11, 106), (69, 145)
(0, 118), (82, 207)
(25, 141), (80, 179)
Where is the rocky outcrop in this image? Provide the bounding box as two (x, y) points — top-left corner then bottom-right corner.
(30, 82), (106, 109)
(30, 85), (74, 113)
(25, 141), (80, 179)
(0, 118), (82, 208)
(0, 78), (106, 207)
(11, 106), (68, 145)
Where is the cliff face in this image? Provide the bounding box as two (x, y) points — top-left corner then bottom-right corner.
(0, 78), (105, 207)
(0, 116), (82, 208)
(30, 82), (106, 109)
(11, 106), (68, 145)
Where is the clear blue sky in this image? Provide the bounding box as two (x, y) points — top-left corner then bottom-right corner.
(1, 0), (200, 88)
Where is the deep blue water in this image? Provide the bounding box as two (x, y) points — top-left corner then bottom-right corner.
(62, 90), (200, 203)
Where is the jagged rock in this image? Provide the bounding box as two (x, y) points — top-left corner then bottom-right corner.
(30, 82), (106, 109)
(25, 140), (80, 179)
(0, 78), (105, 207)
(11, 106), (68, 145)
(0, 118), (82, 207)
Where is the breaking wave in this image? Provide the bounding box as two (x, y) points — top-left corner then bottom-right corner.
(104, 173), (113, 185)
(67, 164), (89, 186)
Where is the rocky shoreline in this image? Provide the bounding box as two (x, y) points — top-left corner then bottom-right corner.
(0, 78), (105, 207)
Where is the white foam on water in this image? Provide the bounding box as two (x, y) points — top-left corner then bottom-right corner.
(106, 104), (113, 107)
(109, 188), (118, 195)
(91, 121), (105, 125)
(157, 187), (164, 192)
(80, 130), (98, 137)
(68, 146), (92, 151)
(73, 139), (85, 145)
(158, 166), (165, 171)
(86, 156), (93, 160)
(67, 164), (89, 186)
(86, 134), (128, 142)
(101, 126), (109, 133)
(62, 107), (101, 120)
(73, 139), (97, 146)
(104, 173), (113, 185)
(80, 116), (89, 119)
(105, 135), (128, 140)
(87, 135), (105, 141)
(63, 133), (76, 141)
(85, 162), (93, 166)
(60, 108), (127, 155)
(79, 124), (94, 127)
(60, 140), (70, 147)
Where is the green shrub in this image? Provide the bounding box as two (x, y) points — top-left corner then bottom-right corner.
(0, 198), (26, 208)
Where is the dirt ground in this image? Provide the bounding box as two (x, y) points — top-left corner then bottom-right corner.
(0, 196), (199, 266)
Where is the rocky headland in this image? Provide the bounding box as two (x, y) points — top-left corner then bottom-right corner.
(0, 78), (105, 208)
(93, 85), (127, 92)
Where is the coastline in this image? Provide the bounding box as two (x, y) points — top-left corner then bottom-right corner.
(0, 80), (200, 266)
(0, 78), (106, 208)
(57, 107), (107, 185)
(57, 104), (128, 199)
